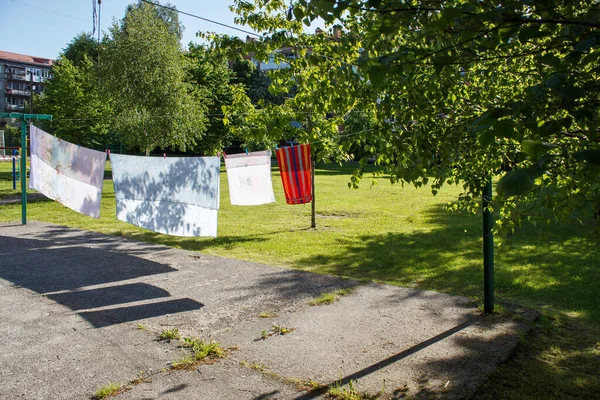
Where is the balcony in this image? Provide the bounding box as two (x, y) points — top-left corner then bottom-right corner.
(6, 104), (25, 111)
(5, 73), (28, 82)
(6, 88), (31, 97)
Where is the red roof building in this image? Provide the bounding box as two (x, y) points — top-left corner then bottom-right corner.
(0, 50), (54, 113)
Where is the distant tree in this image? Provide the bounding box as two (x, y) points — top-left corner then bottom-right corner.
(62, 33), (99, 68)
(127, 0), (184, 40)
(230, 59), (285, 105)
(35, 56), (111, 147)
(0, 124), (21, 147)
(185, 44), (238, 154)
(100, 2), (207, 155)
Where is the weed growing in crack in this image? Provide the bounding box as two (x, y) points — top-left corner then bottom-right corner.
(129, 371), (151, 386)
(256, 323), (295, 341)
(92, 382), (124, 399)
(171, 355), (196, 370)
(188, 338), (225, 360)
(310, 288), (355, 306)
(259, 312), (278, 318)
(159, 328), (181, 342)
(170, 336), (226, 370)
(272, 323), (294, 335)
(327, 379), (378, 400)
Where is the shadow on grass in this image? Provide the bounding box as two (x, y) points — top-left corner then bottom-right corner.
(127, 227), (313, 253)
(473, 315), (600, 399)
(291, 203), (600, 324)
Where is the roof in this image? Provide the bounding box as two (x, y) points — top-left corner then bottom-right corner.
(0, 50), (54, 67)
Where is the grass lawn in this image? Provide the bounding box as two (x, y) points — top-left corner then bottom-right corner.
(0, 161), (598, 398)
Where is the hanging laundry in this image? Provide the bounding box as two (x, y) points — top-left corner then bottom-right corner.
(110, 154), (220, 237)
(29, 124), (107, 218)
(224, 150), (275, 206)
(275, 143), (313, 205)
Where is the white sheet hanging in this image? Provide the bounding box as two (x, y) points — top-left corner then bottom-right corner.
(29, 125), (107, 218)
(109, 154), (220, 237)
(224, 150), (275, 206)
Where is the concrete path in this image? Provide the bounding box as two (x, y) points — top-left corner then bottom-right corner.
(0, 222), (534, 399)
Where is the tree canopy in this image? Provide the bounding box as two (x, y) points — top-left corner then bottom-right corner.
(210, 0), (600, 228)
(35, 55), (111, 148)
(62, 33), (99, 68)
(100, 1), (206, 155)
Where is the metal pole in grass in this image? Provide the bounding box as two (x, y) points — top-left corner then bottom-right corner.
(307, 114), (316, 229)
(0, 112), (53, 225)
(311, 156), (316, 228)
(20, 117), (27, 224)
(483, 178), (495, 313)
(12, 149), (17, 190)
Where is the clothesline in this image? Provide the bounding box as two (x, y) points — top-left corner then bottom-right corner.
(28, 124), (318, 238)
(218, 128), (374, 158)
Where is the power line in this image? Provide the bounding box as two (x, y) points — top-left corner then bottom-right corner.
(140, 0), (357, 68)
(9, 0), (106, 26)
(140, 0), (261, 38)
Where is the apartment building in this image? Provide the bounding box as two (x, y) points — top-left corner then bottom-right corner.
(0, 50), (53, 113)
(244, 27), (341, 71)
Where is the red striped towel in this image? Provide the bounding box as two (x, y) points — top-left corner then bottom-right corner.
(275, 144), (313, 204)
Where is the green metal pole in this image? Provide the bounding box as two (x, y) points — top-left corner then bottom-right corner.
(20, 117), (27, 225)
(483, 179), (494, 313)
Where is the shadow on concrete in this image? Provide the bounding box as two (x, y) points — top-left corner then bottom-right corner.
(79, 298), (204, 328)
(294, 318), (478, 399)
(47, 283), (170, 310)
(0, 232), (202, 328)
(254, 391), (280, 400)
(0, 235), (173, 292)
(162, 384), (188, 394)
(226, 268), (360, 304)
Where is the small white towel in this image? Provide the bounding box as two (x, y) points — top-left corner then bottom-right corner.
(225, 150), (275, 206)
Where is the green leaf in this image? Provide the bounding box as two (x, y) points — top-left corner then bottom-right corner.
(497, 168), (540, 197)
(493, 120), (515, 139)
(518, 26), (549, 42)
(368, 67), (387, 88)
(574, 150), (600, 166)
(521, 140), (556, 161)
(545, 73), (566, 88)
(538, 53), (561, 68)
(367, 0), (383, 8)
(478, 129), (496, 147)
(293, 6), (304, 21)
(574, 37), (597, 52)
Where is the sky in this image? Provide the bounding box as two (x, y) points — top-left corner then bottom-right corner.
(0, 0), (309, 60)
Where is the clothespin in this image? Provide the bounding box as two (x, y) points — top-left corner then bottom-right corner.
(107, 149), (111, 155)
(222, 151), (226, 158)
(245, 148), (249, 155)
(163, 153), (166, 159)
